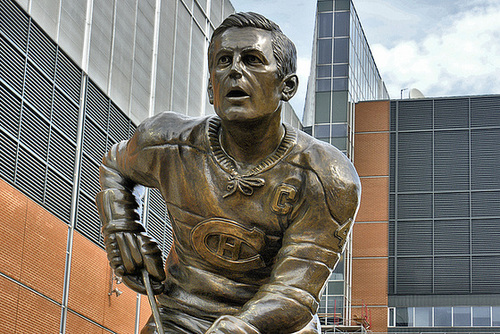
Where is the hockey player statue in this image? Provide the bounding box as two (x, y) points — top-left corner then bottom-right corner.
(96, 12), (360, 334)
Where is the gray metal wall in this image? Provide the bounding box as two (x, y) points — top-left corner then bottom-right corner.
(389, 96), (500, 301)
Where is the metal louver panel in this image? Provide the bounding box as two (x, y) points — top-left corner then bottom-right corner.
(52, 89), (79, 143)
(55, 50), (82, 104)
(45, 168), (72, 222)
(0, 82), (22, 137)
(390, 102), (396, 132)
(77, 194), (102, 246)
(434, 256), (470, 294)
(389, 133), (396, 193)
(396, 220), (432, 256)
(24, 62), (53, 119)
(397, 132), (433, 192)
(0, 130), (17, 182)
(0, 0), (29, 52)
(472, 256), (500, 293)
(147, 188), (173, 257)
(129, 122), (137, 138)
(388, 257), (395, 294)
(108, 103), (130, 143)
(80, 154), (101, 198)
(397, 193), (432, 219)
(471, 128), (500, 190)
(83, 118), (107, 163)
(388, 220), (395, 256)
(48, 128), (76, 181)
(0, 35), (25, 95)
(472, 219), (500, 254)
(19, 105), (49, 161)
(396, 257), (433, 294)
(397, 100), (433, 131)
(86, 81), (109, 131)
(434, 130), (469, 191)
(471, 96), (500, 127)
(16, 146), (46, 202)
(471, 191), (500, 218)
(27, 21), (56, 80)
(434, 220), (470, 255)
(434, 98), (469, 129)
(146, 211), (167, 259)
(434, 192), (470, 218)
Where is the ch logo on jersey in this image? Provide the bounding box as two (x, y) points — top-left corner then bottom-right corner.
(191, 218), (266, 271)
(271, 184), (298, 215)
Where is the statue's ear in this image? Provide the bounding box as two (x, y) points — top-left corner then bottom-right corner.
(281, 74), (298, 102)
(207, 80), (214, 104)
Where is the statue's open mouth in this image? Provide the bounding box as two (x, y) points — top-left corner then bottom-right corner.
(227, 89), (249, 98)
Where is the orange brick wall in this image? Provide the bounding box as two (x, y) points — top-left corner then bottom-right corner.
(0, 179), (146, 333)
(353, 100), (390, 332)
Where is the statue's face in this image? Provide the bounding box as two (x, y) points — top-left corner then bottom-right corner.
(209, 27), (283, 122)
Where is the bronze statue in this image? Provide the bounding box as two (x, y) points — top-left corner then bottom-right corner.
(96, 12), (360, 334)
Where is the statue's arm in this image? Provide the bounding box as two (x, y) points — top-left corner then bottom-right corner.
(207, 159), (361, 334)
(95, 123), (165, 294)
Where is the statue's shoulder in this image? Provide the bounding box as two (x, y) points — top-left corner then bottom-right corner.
(288, 131), (361, 224)
(134, 111), (210, 149)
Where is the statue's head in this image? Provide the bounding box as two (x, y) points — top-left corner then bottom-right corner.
(207, 12), (298, 122)
(208, 12), (297, 79)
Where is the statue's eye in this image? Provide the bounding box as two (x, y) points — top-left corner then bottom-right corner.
(245, 55), (262, 65)
(218, 55), (231, 65)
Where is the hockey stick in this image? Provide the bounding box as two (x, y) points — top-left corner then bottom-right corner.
(142, 269), (165, 334)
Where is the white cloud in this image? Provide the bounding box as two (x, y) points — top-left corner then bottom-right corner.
(372, 2), (500, 99)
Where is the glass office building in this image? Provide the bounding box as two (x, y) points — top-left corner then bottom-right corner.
(302, 0), (389, 328)
(303, 0), (388, 157)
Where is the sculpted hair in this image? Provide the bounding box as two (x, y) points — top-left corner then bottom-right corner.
(208, 12), (297, 78)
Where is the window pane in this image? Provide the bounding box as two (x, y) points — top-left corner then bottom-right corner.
(319, 297), (326, 313)
(334, 12), (350, 37)
(332, 91), (348, 122)
(396, 307), (412, 327)
(454, 307), (471, 326)
(331, 123), (347, 138)
(315, 92), (330, 123)
(492, 306), (500, 326)
(317, 65), (332, 78)
(316, 79), (331, 92)
(333, 64), (348, 77)
(315, 124), (330, 138)
(318, 39), (332, 64)
(327, 280), (344, 294)
(318, 0), (333, 12)
(473, 306), (491, 326)
(332, 137), (347, 151)
(415, 307), (432, 327)
(389, 308), (395, 327)
(434, 307), (452, 327)
(333, 78), (348, 91)
(334, 38), (349, 63)
(318, 13), (333, 38)
(335, 0), (350, 10)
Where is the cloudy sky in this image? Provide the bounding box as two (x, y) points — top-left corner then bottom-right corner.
(230, 0), (500, 118)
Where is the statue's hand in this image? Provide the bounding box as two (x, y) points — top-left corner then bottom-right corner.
(105, 231), (165, 294)
(206, 316), (260, 334)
